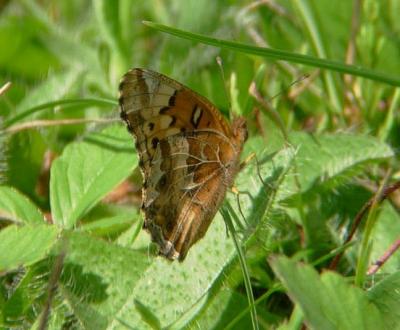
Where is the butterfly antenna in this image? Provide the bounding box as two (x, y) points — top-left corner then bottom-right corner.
(269, 73), (310, 102)
(250, 73), (311, 141)
(250, 81), (288, 141)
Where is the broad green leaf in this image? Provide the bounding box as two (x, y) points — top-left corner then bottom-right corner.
(368, 271), (400, 329)
(111, 215), (236, 329)
(234, 138), (297, 242)
(59, 231), (152, 329)
(6, 230), (145, 329)
(0, 224), (58, 272)
(282, 132), (394, 200)
(0, 186), (44, 224)
(80, 213), (138, 237)
(50, 125), (137, 228)
(109, 139), (294, 329)
(270, 256), (384, 330)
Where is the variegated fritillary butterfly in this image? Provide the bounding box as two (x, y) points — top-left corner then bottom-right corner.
(118, 68), (247, 261)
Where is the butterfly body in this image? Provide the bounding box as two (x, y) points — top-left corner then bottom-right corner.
(119, 68), (247, 261)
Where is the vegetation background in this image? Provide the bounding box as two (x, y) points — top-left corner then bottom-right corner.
(0, 0), (399, 329)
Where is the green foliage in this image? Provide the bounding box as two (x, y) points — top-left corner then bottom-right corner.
(0, 224), (57, 271)
(270, 256), (385, 329)
(50, 125), (137, 228)
(0, 186), (44, 224)
(0, 0), (399, 329)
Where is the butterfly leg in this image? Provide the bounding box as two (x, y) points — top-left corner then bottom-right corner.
(241, 152), (268, 186)
(239, 152), (278, 192)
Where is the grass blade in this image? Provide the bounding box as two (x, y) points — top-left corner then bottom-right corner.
(220, 203), (259, 330)
(143, 21), (400, 86)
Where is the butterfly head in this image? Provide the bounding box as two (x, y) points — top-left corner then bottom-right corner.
(232, 117), (248, 146)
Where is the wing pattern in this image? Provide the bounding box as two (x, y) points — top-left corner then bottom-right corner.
(119, 68), (247, 261)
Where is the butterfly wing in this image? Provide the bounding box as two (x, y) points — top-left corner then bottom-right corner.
(119, 68), (246, 261)
(119, 68), (232, 174)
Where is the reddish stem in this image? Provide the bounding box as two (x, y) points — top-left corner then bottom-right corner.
(329, 180), (400, 270)
(367, 237), (400, 275)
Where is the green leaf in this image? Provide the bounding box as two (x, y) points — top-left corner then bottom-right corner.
(233, 138), (297, 236)
(368, 271), (400, 329)
(0, 186), (44, 224)
(270, 256), (384, 330)
(58, 231), (152, 329)
(193, 289), (253, 329)
(113, 215), (236, 329)
(283, 132), (394, 199)
(0, 224), (58, 272)
(2, 261), (52, 328)
(80, 213), (138, 237)
(50, 125), (137, 228)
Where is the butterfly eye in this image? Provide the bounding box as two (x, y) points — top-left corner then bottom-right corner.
(243, 128), (249, 142)
(151, 137), (159, 149)
(159, 175), (167, 186)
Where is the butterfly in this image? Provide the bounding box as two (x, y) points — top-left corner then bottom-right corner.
(118, 68), (247, 261)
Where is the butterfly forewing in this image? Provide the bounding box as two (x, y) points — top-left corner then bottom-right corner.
(119, 68), (247, 261)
